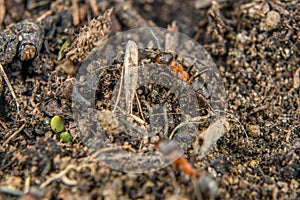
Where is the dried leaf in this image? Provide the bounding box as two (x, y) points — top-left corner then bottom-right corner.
(198, 116), (226, 157)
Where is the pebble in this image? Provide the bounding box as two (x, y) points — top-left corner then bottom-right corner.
(290, 179), (299, 189)
(150, 135), (160, 143)
(237, 164), (246, 174)
(265, 11), (281, 30)
(247, 125), (261, 137)
(277, 181), (288, 192)
(248, 160), (258, 169)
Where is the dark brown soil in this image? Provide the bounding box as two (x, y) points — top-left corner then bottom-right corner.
(0, 0), (299, 199)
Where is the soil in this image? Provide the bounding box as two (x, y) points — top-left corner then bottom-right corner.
(0, 0), (299, 200)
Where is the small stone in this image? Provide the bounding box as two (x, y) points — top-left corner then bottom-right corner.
(277, 181), (288, 192)
(150, 135), (160, 143)
(290, 179), (299, 189)
(248, 160), (258, 169)
(265, 11), (281, 30)
(237, 164), (246, 173)
(277, 181), (288, 188)
(247, 125), (261, 137)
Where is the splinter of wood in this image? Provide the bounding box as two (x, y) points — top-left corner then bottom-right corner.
(123, 40), (139, 114)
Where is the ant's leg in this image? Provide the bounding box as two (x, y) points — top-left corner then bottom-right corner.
(187, 67), (210, 84)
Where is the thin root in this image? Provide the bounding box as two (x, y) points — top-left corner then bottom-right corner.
(169, 115), (210, 140)
(40, 164), (77, 188)
(213, 109), (248, 139)
(3, 123), (26, 146)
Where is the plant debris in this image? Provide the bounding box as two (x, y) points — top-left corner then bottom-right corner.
(65, 8), (113, 64)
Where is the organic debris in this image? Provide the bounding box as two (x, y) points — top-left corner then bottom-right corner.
(65, 8), (113, 64)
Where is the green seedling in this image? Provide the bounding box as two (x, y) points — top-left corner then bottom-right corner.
(58, 38), (72, 61)
(60, 132), (72, 143)
(50, 115), (64, 133)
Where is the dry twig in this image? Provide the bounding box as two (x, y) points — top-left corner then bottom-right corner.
(71, 0), (80, 26)
(114, 0), (155, 28)
(0, 63), (20, 110)
(3, 123), (26, 146)
(0, 0), (5, 28)
(40, 163), (96, 188)
(86, 0), (99, 16)
(36, 10), (53, 22)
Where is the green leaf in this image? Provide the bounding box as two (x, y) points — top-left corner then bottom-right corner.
(60, 132), (72, 143)
(50, 115), (64, 133)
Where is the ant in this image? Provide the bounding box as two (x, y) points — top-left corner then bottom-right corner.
(158, 141), (199, 178)
(158, 141), (218, 200)
(139, 48), (212, 107)
(173, 155), (199, 178)
(155, 52), (190, 82)
(154, 51), (212, 101)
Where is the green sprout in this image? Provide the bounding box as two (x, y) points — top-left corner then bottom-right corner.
(60, 132), (72, 143)
(58, 38), (72, 61)
(50, 115), (64, 133)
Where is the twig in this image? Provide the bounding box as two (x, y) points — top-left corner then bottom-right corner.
(0, 72), (3, 94)
(0, 0), (5, 27)
(40, 164), (77, 189)
(61, 175), (77, 186)
(248, 105), (268, 116)
(135, 92), (146, 122)
(163, 106), (169, 136)
(86, 0), (99, 17)
(112, 64), (124, 112)
(195, 0), (212, 9)
(0, 119), (8, 130)
(114, 0), (155, 29)
(285, 124), (298, 143)
(130, 113), (147, 125)
(37, 10), (53, 23)
(27, 0), (51, 10)
(3, 123), (26, 146)
(72, 0), (80, 26)
(0, 186), (23, 196)
(285, 129), (292, 143)
(114, 105), (146, 125)
(40, 163), (98, 188)
(0, 63), (20, 111)
(27, 79), (41, 113)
